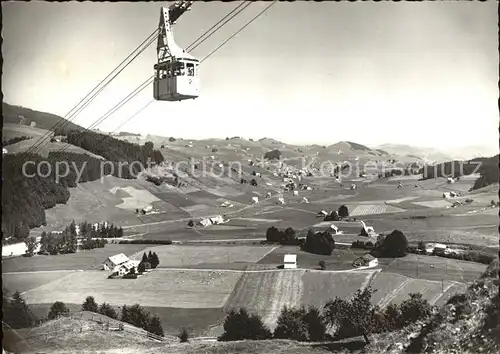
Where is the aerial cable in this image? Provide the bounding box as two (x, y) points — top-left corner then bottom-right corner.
(24, 28), (159, 158)
(187, 1), (251, 51)
(33, 1), (250, 158)
(112, 0), (278, 133)
(52, 1), (256, 159)
(28, 30), (158, 158)
(201, 0), (277, 63)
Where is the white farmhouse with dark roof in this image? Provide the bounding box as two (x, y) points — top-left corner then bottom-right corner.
(102, 253), (129, 271)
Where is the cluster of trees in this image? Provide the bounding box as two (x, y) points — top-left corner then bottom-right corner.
(264, 149), (281, 160)
(80, 296), (164, 336)
(323, 205), (349, 221)
(30, 220), (122, 256)
(2, 132), (164, 243)
(378, 167), (419, 179)
(73, 221), (124, 239)
(419, 155), (499, 191)
(406, 245), (495, 265)
(371, 230), (408, 258)
(66, 132), (164, 168)
(81, 296), (118, 319)
(2, 291), (37, 329)
(471, 155), (499, 190)
(2, 136), (32, 147)
(265, 226), (299, 245)
(3, 291), (166, 337)
(118, 239), (173, 245)
(138, 251), (160, 273)
(121, 304), (164, 336)
(219, 287), (434, 344)
(302, 229), (336, 255)
(351, 240), (374, 249)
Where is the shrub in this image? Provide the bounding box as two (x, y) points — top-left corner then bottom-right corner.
(179, 327), (189, 342)
(324, 286), (377, 344)
(274, 306), (309, 341)
(169, 137), (176, 142)
(48, 301), (69, 320)
(99, 302), (118, 319)
(24, 236), (38, 257)
(219, 308), (272, 341)
(303, 306), (327, 341)
(399, 293), (432, 325)
(138, 262), (146, 274)
(82, 296), (99, 313)
(381, 303), (404, 332)
(121, 304), (151, 330)
(338, 205), (349, 218)
(351, 240), (366, 249)
(147, 315), (164, 337)
(264, 149), (281, 160)
(318, 260), (326, 270)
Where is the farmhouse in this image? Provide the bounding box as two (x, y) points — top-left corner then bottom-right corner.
(317, 210), (328, 217)
(447, 177), (455, 184)
(353, 254), (378, 268)
(251, 196), (259, 204)
(434, 243), (447, 255)
(209, 215), (225, 225)
(197, 218), (212, 227)
(328, 224), (341, 235)
(102, 253), (129, 271)
(112, 259), (140, 276)
(283, 254), (297, 269)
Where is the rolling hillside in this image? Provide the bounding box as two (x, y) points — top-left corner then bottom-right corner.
(2, 102), (84, 133)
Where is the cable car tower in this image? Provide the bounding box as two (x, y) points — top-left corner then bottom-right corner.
(154, 1), (199, 102)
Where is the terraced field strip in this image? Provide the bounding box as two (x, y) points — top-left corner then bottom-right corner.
(3, 271), (76, 294)
(385, 196), (419, 204)
(234, 218), (282, 223)
(412, 200), (452, 208)
(129, 245), (278, 268)
(22, 270), (241, 308)
(349, 204), (407, 216)
(301, 270), (376, 310)
(263, 270), (305, 329)
(377, 277), (413, 308)
(432, 282), (468, 307)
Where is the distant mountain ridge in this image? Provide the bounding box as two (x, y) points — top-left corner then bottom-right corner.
(373, 143), (497, 162)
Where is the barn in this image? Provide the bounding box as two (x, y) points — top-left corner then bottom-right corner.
(102, 253), (129, 271)
(283, 254), (297, 269)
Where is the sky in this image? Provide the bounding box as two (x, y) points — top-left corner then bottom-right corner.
(2, 1), (498, 151)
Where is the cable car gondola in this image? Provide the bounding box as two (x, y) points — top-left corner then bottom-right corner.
(154, 2), (199, 102)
